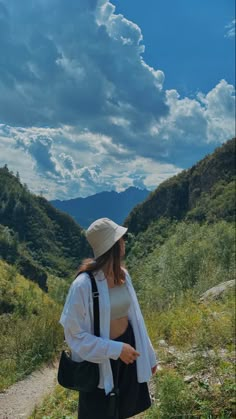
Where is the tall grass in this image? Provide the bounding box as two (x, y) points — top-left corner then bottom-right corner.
(0, 261), (63, 390)
(30, 386), (78, 419)
(129, 221), (235, 311)
(145, 291), (235, 349)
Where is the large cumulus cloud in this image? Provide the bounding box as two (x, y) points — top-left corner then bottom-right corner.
(0, 0), (235, 198)
(0, 0), (167, 129)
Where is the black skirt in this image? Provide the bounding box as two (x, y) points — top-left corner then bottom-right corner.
(78, 322), (151, 419)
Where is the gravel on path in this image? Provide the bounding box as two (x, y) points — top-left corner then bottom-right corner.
(0, 363), (58, 419)
(0, 363), (155, 419)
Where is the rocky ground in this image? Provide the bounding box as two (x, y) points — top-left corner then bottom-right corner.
(0, 362), (58, 419)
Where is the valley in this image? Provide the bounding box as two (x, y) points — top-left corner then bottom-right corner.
(0, 138), (235, 418)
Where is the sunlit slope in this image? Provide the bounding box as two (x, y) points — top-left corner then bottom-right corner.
(125, 138), (235, 235)
(0, 259), (63, 390)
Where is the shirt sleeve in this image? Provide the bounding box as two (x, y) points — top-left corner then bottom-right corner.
(147, 336), (158, 368)
(59, 276), (123, 364)
(125, 270), (158, 368)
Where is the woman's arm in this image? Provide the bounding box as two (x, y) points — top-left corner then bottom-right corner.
(64, 328), (123, 363)
(152, 365), (158, 375)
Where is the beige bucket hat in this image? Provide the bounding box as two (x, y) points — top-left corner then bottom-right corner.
(86, 218), (128, 259)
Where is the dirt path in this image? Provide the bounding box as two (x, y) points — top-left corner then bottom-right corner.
(0, 363), (155, 419)
(0, 363), (58, 419)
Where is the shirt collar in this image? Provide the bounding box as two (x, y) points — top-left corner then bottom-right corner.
(94, 269), (106, 281)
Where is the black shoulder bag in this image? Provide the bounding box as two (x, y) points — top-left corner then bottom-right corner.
(57, 271), (100, 392)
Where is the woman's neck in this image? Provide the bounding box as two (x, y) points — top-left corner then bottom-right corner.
(102, 266), (114, 281)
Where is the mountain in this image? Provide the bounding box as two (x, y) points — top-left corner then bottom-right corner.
(124, 139), (235, 333)
(51, 187), (150, 228)
(0, 166), (91, 289)
(125, 138), (235, 235)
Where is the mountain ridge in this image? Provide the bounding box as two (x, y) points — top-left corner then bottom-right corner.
(0, 166), (91, 288)
(51, 186), (150, 228)
(125, 138), (235, 235)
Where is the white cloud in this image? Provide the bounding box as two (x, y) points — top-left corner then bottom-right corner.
(0, 124), (182, 199)
(59, 153), (76, 171)
(198, 79), (235, 143)
(151, 79), (235, 151)
(0, 77), (235, 198)
(225, 19), (235, 39)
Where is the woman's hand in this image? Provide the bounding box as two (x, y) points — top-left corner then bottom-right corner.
(120, 343), (140, 364)
(151, 365), (158, 375)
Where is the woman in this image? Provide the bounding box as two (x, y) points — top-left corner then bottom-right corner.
(60, 218), (158, 418)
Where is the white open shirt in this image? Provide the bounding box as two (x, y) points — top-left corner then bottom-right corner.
(59, 269), (157, 395)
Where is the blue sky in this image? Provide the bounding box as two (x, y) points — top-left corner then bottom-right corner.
(114, 0), (235, 95)
(0, 0), (235, 199)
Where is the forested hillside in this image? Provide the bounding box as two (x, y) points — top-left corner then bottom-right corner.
(125, 138), (235, 235)
(0, 166), (91, 289)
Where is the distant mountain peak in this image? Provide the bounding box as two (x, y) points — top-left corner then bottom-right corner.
(51, 187), (150, 228)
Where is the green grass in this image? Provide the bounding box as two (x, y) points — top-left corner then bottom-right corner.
(0, 260), (63, 390)
(144, 291), (235, 350)
(29, 386), (78, 419)
(31, 290), (235, 419)
(129, 220), (235, 311)
(143, 291), (235, 419)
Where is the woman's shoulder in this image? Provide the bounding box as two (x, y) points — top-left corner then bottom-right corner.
(71, 271), (92, 291)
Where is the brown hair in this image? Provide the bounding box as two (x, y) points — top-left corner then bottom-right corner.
(77, 239), (125, 285)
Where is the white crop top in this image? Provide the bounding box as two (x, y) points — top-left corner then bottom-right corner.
(109, 282), (131, 320)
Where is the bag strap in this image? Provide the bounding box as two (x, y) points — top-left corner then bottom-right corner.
(87, 271), (100, 337)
